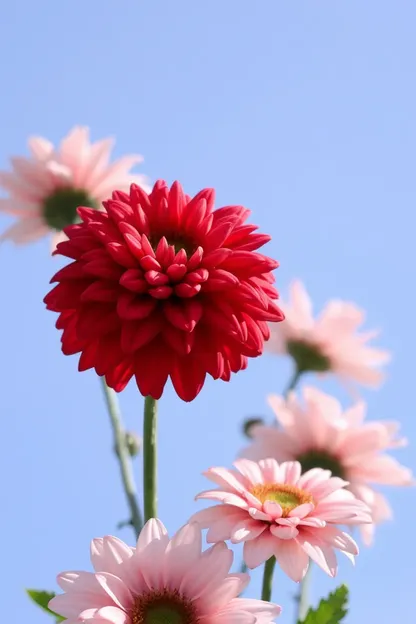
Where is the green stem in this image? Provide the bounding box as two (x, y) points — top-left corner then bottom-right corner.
(100, 378), (143, 537)
(284, 367), (303, 396)
(143, 396), (158, 522)
(261, 556), (276, 601)
(296, 564), (313, 622)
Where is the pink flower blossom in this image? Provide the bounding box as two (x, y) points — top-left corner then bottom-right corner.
(49, 519), (281, 624)
(241, 387), (414, 545)
(268, 280), (390, 389)
(191, 459), (371, 582)
(0, 126), (149, 249)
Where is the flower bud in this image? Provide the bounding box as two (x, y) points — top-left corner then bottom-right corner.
(242, 417), (264, 438)
(125, 431), (141, 457)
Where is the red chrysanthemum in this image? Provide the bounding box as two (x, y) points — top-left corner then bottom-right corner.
(44, 180), (284, 401)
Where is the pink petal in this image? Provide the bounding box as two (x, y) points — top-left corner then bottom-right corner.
(298, 517), (326, 528)
(226, 598), (282, 622)
(270, 525), (299, 539)
(95, 573), (133, 610)
(11, 156), (55, 194)
(351, 455), (414, 485)
(181, 542), (233, 600)
(92, 156), (144, 198)
(258, 458), (282, 482)
(0, 170), (43, 201)
(289, 280), (314, 324)
(58, 126), (89, 183)
(314, 526), (359, 554)
(233, 459), (264, 485)
(297, 537), (338, 577)
(196, 490), (248, 508)
(308, 477), (350, 500)
(212, 612), (256, 624)
(57, 571), (105, 595)
(200, 574), (249, 611)
(191, 504), (245, 523)
(0, 197), (39, 216)
(163, 523), (202, 588)
(49, 592), (112, 620)
(274, 517), (299, 527)
(202, 467), (249, 494)
(289, 503), (314, 519)
(298, 468), (332, 491)
(230, 519), (267, 543)
(248, 508), (271, 522)
(243, 532), (276, 568)
(279, 461), (302, 484)
(207, 516), (241, 542)
(263, 501), (283, 519)
(274, 539), (309, 582)
(94, 606), (130, 624)
(133, 518), (169, 591)
(0, 216), (48, 244)
(78, 138), (113, 188)
(90, 537), (133, 575)
(28, 136), (54, 159)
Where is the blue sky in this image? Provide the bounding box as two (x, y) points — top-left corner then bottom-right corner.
(1, 1), (415, 623)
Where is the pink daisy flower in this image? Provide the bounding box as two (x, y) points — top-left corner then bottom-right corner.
(241, 387), (414, 545)
(191, 459), (371, 582)
(0, 126), (150, 249)
(49, 519), (282, 624)
(268, 280), (390, 389)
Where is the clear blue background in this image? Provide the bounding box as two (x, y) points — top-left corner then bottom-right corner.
(1, 1), (414, 623)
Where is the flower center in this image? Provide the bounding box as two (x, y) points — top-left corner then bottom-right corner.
(250, 483), (314, 516)
(131, 590), (198, 624)
(297, 449), (346, 479)
(43, 187), (97, 231)
(287, 340), (331, 373)
(149, 233), (196, 257)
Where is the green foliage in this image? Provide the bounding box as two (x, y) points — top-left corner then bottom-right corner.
(26, 589), (65, 623)
(298, 585), (349, 624)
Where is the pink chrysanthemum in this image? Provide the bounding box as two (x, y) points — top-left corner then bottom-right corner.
(49, 519), (282, 624)
(241, 387), (413, 545)
(191, 459), (371, 582)
(0, 126), (149, 249)
(44, 180), (283, 401)
(268, 280), (390, 389)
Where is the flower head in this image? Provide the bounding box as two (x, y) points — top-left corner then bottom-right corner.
(0, 126), (149, 249)
(49, 519), (281, 624)
(268, 280), (389, 389)
(191, 459), (371, 581)
(44, 180), (283, 401)
(241, 387), (413, 545)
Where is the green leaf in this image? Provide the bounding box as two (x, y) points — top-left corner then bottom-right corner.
(299, 585), (349, 624)
(26, 589), (65, 623)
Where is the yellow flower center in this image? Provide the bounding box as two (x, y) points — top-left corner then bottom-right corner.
(250, 483), (314, 517)
(131, 589), (197, 624)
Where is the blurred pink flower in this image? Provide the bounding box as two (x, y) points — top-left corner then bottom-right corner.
(191, 459), (371, 582)
(0, 126), (149, 249)
(267, 280), (390, 389)
(241, 387), (414, 545)
(49, 519), (281, 624)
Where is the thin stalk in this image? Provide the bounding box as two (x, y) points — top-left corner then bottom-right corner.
(284, 367), (303, 396)
(100, 378), (143, 537)
(143, 396), (158, 521)
(261, 557), (276, 601)
(296, 564), (313, 622)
